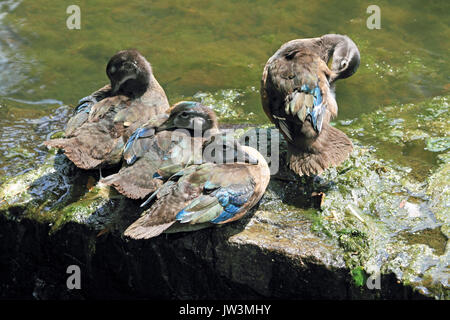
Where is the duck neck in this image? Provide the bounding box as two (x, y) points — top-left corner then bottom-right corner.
(320, 34), (348, 64)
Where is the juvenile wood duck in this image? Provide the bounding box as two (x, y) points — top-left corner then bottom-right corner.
(123, 134), (270, 239)
(261, 34), (360, 176)
(100, 101), (219, 199)
(44, 49), (169, 170)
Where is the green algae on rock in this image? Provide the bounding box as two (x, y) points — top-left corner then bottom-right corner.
(0, 152), (143, 234)
(317, 145), (448, 299)
(318, 96), (450, 298)
(341, 95), (449, 179)
(192, 87), (259, 123)
(0, 95), (448, 299)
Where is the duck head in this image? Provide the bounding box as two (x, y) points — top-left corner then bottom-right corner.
(202, 133), (259, 165)
(106, 49), (153, 97)
(156, 101), (219, 135)
(321, 34), (360, 82)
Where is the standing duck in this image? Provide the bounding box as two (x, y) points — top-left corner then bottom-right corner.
(100, 101), (219, 199)
(123, 134), (270, 239)
(44, 49), (169, 170)
(261, 34), (360, 176)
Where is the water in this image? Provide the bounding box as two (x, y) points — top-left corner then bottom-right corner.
(0, 0), (448, 178)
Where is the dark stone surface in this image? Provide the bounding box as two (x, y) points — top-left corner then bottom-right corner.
(1, 126), (443, 300)
(0, 212), (426, 299)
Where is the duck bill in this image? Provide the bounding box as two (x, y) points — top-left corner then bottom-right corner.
(111, 82), (121, 95)
(155, 118), (175, 132)
(111, 74), (137, 95)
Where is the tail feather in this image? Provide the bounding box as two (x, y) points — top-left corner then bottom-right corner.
(44, 138), (103, 169)
(100, 159), (163, 199)
(124, 219), (176, 239)
(288, 124), (353, 176)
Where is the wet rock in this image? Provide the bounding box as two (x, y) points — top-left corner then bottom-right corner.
(0, 96), (448, 299)
(0, 145), (436, 299)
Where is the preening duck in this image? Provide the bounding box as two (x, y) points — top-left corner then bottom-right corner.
(44, 49), (169, 170)
(261, 34), (360, 176)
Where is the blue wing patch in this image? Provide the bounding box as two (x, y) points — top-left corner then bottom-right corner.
(310, 84), (325, 132)
(175, 174), (254, 224)
(210, 203), (241, 223)
(153, 172), (163, 179)
(175, 208), (189, 220)
(124, 127), (152, 164)
(300, 84), (309, 92)
(74, 101), (91, 115)
(312, 85), (322, 106)
(212, 187), (252, 223)
(299, 83), (325, 133)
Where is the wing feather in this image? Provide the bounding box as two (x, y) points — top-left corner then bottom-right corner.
(261, 49), (337, 141)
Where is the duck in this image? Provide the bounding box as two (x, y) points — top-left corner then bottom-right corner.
(260, 34), (360, 176)
(123, 134), (270, 239)
(44, 49), (170, 170)
(100, 101), (219, 199)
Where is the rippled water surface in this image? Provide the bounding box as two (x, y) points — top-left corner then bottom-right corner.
(0, 0), (449, 178)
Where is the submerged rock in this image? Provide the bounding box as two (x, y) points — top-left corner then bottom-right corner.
(0, 96), (448, 299)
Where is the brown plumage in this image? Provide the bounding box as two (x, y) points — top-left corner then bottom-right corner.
(44, 49), (169, 170)
(124, 140), (270, 240)
(288, 124), (354, 176)
(261, 34), (360, 176)
(100, 101), (219, 199)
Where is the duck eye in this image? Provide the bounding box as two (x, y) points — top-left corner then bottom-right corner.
(179, 112), (189, 119)
(109, 66), (116, 74)
(340, 60), (348, 69)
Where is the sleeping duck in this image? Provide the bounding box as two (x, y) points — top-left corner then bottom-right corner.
(44, 49), (169, 170)
(123, 134), (270, 239)
(100, 101), (219, 199)
(261, 34), (360, 176)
